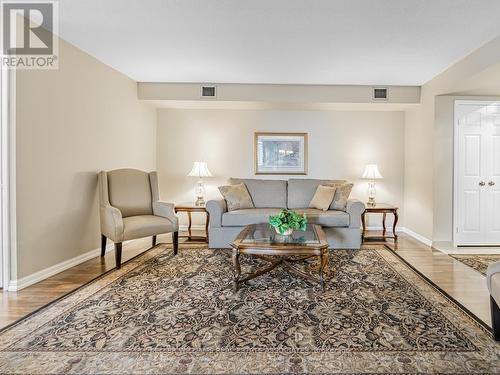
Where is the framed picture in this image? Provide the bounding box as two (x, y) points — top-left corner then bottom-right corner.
(254, 132), (308, 175)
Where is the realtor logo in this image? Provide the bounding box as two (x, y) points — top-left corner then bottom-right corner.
(1, 1), (59, 69)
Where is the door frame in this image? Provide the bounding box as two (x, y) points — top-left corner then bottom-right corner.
(453, 99), (499, 247)
(1, 67), (17, 289)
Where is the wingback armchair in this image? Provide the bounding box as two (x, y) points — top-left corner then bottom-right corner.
(98, 169), (179, 269)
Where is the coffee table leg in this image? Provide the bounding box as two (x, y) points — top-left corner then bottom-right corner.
(232, 249), (241, 292)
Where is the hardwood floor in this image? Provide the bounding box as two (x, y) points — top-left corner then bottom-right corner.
(0, 231), (494, 330)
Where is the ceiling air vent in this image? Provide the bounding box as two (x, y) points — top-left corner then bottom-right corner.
(372, 87), (388, 101)
(201, 85), (216, 98)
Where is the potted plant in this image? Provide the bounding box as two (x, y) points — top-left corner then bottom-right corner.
(269, 209), (307, 236)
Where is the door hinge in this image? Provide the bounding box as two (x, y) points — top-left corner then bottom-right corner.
(456, 227), (459, 233)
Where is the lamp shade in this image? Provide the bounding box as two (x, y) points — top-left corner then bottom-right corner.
(362, 164), (383, 179)
(187, 161), (212, 177)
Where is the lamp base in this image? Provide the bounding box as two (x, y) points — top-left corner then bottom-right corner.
(195, 197), (205, 207)
(367, 197), (376, 207)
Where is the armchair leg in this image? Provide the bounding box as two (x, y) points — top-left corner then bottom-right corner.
(115, 242), (123, 269)
(491, 296), (500, 341)
(100, 235), (107, 257)
(173, 231), (179, 255)
(152, 235), (157, 247)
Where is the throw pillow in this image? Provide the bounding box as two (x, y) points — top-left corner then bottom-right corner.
(218, 183), (254, 211)
(309, 185), (337, 211)
(329, 183), (354, 211)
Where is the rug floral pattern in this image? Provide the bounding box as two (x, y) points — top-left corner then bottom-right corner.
(451, 254), (500, 276)
(0, 246), (498, 374)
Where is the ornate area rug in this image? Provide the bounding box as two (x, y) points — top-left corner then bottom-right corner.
(451, 254), (500, 276)
(0, 246), (499, 374)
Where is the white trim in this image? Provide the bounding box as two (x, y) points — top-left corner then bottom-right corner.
(453, 100), (459, 247)
(1, 68), (15, 290)
(7, 240), (134, 291)
(8, 244), (113, 291)
(1, 65), (6, 288)
(399, 227), (433, 247)
(7, 68), (16, 289)
(364, 226), (432, 247)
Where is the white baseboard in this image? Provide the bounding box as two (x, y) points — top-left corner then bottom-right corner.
(399, 227), (433, 247)
(365, 226), (433, 247)
(7, 240), (133, 292)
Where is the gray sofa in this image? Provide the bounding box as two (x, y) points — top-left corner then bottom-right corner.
(206, 178), (365, 249)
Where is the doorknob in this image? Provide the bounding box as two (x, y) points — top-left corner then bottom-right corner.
(479, 181), (486, 186)
(489, 181), (496, 186)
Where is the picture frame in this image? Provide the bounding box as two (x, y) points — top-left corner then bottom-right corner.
(254, 132), (308, 175)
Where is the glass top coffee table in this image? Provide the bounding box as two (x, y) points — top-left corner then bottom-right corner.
(230, 223), (329, 291)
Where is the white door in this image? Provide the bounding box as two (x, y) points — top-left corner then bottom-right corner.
(455, 101), (500, 246)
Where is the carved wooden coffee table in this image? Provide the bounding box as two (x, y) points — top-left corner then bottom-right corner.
(230, 223), (329, 291)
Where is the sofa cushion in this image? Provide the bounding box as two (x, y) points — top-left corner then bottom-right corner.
(222, 208), (349, 227)
(309, 185), (337, 211)
(230, 178), (287, 208)
(218, 183), (254, 211)
(222, 208), (282, 226)
(288, 179), (346, 209)
(123, 215), (175, 241)
(329, 183), (354, 211)
(295, 208), (349, 227)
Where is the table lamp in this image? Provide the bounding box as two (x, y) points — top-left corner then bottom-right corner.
(188, 161), (212, 206)
(361, 164), (383, 207)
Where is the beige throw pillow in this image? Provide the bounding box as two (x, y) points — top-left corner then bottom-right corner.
(328, 183), (354, 211)
(309, 185), (337, 211)
(218, 183), (254, 211)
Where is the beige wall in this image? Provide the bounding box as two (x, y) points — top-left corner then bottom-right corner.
(403, 36), (500, 242)
(157, 109), (405, 228)
(15, 38), (156, 279)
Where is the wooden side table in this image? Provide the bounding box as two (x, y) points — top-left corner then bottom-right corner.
(174, 203), (210, 243)
(361, 203), (399, 242)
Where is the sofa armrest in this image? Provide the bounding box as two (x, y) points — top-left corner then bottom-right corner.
(100, 204), (124, 242)
(487, 261), (500, 293)
(153, 201), (179, 231)
(206, 199), (227, 228)
(346, 199), (365, 228)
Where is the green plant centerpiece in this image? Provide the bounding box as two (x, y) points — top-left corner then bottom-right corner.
(269, 209), (308, 236)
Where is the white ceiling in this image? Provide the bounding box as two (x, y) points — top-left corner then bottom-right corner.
(57, 0), (500, 85)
